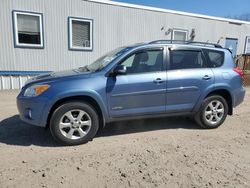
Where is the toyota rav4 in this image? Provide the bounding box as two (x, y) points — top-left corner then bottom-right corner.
(17, 41), (245, 145)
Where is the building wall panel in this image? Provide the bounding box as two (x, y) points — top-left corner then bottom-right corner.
(0, 0), (250, 76)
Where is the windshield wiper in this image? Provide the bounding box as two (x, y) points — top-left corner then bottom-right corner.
(94, 65), (104, 72)
(78, 65), (91, 72)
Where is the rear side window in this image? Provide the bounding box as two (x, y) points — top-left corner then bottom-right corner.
(170, 50), (205, 70)
(203, 49), (224, 68)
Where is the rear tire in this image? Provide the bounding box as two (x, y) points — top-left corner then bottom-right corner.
(195, 95), (228, 129)
(50, 101), (99, 146)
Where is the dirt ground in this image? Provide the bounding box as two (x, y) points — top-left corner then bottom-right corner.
(0, 88), (250, 188)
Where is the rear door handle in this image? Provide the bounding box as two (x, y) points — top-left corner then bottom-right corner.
(153, 78), (164, 84)
(202, 75), (212, 80)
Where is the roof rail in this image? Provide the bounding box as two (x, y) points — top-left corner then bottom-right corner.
(149, 40), (183, 44)
(188, 41), (222, 48)
(149, 40), (222, 48)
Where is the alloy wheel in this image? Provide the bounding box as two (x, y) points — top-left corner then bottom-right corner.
(203, 100), (225, 125)
(59, 109), (92, 140)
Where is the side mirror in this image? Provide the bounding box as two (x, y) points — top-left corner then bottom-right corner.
(112, 65), (127, 75)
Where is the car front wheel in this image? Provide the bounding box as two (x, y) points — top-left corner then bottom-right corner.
(50, 101), (99, 145)
(195, 95), (228, 129)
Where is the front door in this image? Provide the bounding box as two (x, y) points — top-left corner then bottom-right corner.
(106, 48), (166, 118)
(225, 38), (238, 58)
(166, 48), (214, 113)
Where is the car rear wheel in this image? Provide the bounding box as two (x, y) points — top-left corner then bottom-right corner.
(195, 95), (228, 129)
(50, 101), (99, 145)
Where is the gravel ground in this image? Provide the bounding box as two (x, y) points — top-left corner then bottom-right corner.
(0, 88), (250, 188)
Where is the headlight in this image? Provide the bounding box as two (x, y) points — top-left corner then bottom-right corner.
(24, 84), (50, 97)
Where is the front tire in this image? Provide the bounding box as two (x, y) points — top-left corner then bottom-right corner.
(50, 101), (99, 145)
(195, 95), (228, 129)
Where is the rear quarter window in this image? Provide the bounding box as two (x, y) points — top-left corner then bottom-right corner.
(203, 49), (224, 68)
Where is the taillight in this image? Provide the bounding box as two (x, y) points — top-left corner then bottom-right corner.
(233, 67), (244, 79)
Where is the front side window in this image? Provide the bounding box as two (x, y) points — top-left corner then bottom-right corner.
(12, 11), (44, 48)
(69, 17), (93, 51)
(120, 50), (163, 74)
(170, 50), (205, 70)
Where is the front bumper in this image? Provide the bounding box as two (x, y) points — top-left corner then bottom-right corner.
(17, 94), (48, 127)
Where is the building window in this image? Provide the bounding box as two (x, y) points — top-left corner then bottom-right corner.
(68, 17), (93, 51)
(12, 11), (44, 48)
(172, 29), (188, 41)
(245, 36), (250, 54)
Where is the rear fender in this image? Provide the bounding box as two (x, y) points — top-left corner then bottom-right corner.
(193, 84), (233, 113)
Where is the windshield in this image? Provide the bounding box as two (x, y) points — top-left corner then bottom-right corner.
(85, 47), (130, 72)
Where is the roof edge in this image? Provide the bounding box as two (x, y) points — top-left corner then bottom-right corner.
(85, 0), (250, 25)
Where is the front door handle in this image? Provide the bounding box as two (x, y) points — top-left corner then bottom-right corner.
(202, 75), (212, 80)
(153, 78), (164, 84)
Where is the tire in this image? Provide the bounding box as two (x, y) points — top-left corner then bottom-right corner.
(50, 101), (99, 146)
(195, 95), (228, 129)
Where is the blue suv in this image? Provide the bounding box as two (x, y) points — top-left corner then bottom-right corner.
(17, 41), (245, 145)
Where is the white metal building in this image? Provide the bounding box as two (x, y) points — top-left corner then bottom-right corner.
(1, 0), (250, 90)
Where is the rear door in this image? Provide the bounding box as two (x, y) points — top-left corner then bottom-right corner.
(166, 47), (214, 113)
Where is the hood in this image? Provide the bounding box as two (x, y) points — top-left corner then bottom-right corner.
(25, 69), (91, 85)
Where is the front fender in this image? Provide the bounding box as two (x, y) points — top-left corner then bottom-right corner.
(40, 89), (109, 127)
